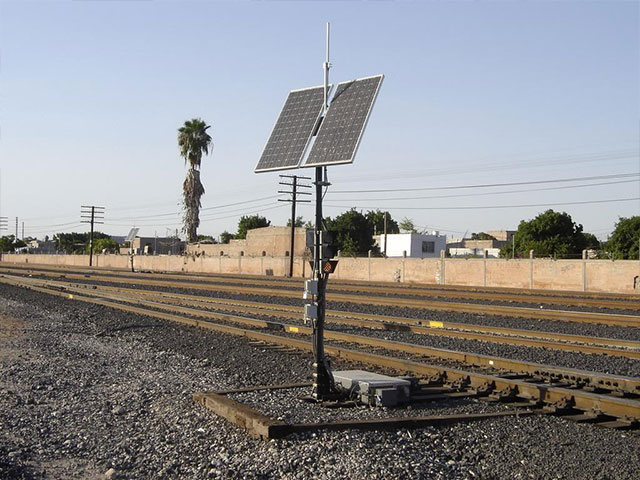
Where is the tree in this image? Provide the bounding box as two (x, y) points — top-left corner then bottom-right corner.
(0, 235), (24, 252)
(219, 231), (235, 244)
(91, 237), (119, 254)
(196, 234), (217, 243)
(178, 118), (212, 243)
(399, 217), (418, 234)
(499, 210), (589, 258)
(583, 233), (601, 251)
(605, 216), (640, 259)
(365, 210), (399, 236)
(54, 232), (111, 254)
(471, 232), (496, 241)
(54, 232), (86, 253)
(0, 236), (12, 252)
(326, 209), (376, 256)
(236, 215), (270, 239)
(286, 216), (305, 228)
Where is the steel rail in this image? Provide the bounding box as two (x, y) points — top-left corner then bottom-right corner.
(79, 284), (640, 349)
(3, 273), (639, 352)
(1, 262), (638, 310)
(1, 268), (638, 327)
(2, 274), (638, 396)
(26, 276), (640, 359)
(2, 274), (638, 423)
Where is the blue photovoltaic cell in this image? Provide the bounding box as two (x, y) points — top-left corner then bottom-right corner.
(255, 85), (329, 173)
(304, 75), (383, 168)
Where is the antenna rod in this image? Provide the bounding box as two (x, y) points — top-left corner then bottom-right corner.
(323, 22), (330, 113)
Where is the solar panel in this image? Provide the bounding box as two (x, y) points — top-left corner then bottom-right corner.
(125, 228), (139, 243)
(303, 74), (383, 168)
(255, 85), (331, 173)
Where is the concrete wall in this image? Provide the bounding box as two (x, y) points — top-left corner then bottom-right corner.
(2, 253), (639, 294)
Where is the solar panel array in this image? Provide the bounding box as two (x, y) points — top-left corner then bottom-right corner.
(303, 74), (383, 168)
(254, 86), (329, 173)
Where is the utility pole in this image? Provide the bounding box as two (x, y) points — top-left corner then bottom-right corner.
(0, 167), (5, 240)
(15, 217), (18, 239)
(279, 174), (311, 277)
(81, 205), (105, 266)
(383, 211), (388, 258)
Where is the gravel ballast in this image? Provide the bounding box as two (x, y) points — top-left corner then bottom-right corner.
(1, 283), (639, 479)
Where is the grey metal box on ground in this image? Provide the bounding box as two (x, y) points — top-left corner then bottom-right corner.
(303, 74), (383, 168)
(255, 85), (330, 173)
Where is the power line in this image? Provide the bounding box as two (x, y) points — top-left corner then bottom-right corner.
(327, 179), (637, 202)
(201, 203), (287, 222)
(104, 200), (282, 226)
(324, 197), (639, 211)
(24, 223), (85, 235)
(103, 203), (287, 229)
(201, 195), (281, 212)
(330, 172), (639, 194)
(106, 195), (282, 221)
(23, 220), (88, 229)
(336, 149), (638, 184)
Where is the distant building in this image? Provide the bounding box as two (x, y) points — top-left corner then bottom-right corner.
(376, 233), (446, 258)
(18, 239), (57, 254)
(487, 230), (515, 242)
(187, 226), (309, 257)
(448, 246), (501, 258)
(446, 230), (515, 258)
(119, 236), (186, 255)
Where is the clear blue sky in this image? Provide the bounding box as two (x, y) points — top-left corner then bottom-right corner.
(1, 1), (638, 241)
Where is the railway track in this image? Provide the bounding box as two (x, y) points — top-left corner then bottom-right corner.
(1, 273), (639, 429)
(1, 265), (638, 328)
(1, 262), (639, 310)
(3, 274), (639, 360)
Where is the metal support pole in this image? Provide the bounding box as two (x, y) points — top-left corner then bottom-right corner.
(312, 166), (332, 399)
(310, 21), (334, 400)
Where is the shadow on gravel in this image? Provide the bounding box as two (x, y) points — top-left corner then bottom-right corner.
(0, 448), (38, 480)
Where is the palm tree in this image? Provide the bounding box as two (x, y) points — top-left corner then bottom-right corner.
(178, 118), (212, 243)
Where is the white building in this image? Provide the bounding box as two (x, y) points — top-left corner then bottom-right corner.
(376, 233), (446, 258)
(448, 247), (501, 258)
